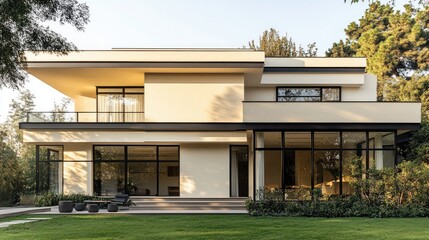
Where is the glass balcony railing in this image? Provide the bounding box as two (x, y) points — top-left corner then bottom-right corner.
(23, 112), (145, 123)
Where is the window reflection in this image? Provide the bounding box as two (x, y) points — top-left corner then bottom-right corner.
(277, 87), (340, 102)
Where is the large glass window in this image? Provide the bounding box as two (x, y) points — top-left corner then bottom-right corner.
(262, 150), (282, 189)
(36, 146), (63, 194)
(97, 87), (144, 122)
(255, 132), (282, 148)
(314, 150), (340, 195)
(314, 132), (340, 149)
(284, 132), (311, 149)
(254, 130), (397, 199)
(284, 150), (312, 200)
(94, 162), (125, 195)
(93, 145), (179, 196)
(277, 87), (340, 102)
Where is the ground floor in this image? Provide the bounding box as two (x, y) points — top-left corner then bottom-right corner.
(32, 127), (410, 199)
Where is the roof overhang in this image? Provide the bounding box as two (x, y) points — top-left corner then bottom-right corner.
(19, 122), (420, 131)
(24, 49), (265, 98)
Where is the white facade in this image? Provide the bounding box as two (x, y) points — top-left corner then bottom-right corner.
(20, 50), (421, 198)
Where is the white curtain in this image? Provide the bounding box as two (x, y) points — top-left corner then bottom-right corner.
(375, 133), (384, 170)
(255, 132), (265, 199)
(124, 94), (144, 122)
(98, 94), (123, 122)
(231, 150), (239, 197)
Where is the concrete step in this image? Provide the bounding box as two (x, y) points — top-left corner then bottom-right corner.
(133, 203), (245, 207)
(130, 197), (247, 202)
(132, 201), (246, 205)
(129, 197), (247, 211)
(131, 206), (246, 211)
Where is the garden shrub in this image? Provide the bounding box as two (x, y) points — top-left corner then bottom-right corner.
(246, 161), (429, 217)
(35, 192), (95, 207)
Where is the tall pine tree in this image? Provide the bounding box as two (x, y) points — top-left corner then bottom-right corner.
(249, 28), (317, 57)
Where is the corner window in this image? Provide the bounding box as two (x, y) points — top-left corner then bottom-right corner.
(36, 145), (64, 194)
(277, 87), (340, 102)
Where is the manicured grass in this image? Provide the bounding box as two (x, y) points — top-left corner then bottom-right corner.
(1, 214), (429, 239)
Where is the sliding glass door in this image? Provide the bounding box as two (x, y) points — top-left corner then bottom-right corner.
(94, 145), (179, 196)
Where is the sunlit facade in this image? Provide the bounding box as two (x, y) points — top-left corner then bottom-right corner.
(20, 49), (421, 199)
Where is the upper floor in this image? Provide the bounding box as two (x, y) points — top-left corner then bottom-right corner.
(21, 49), (421, 124)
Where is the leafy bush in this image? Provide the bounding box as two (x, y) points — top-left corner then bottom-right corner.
(246, 161), (429, 217)
(35, 192), (95, 207)
(246, 188), (286, 216)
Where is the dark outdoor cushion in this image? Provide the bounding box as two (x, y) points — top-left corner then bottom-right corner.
(87, 204), (99, 213)
(74, 203), (85, 211)
(107, 204), (119, 212)
(111, 194), (129, 206)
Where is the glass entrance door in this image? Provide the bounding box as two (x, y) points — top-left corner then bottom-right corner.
(230, 146), (249, 197)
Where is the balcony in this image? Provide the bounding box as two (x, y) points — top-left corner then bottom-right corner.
(24, 112), (145, 123)
(243, 102), (421, 123)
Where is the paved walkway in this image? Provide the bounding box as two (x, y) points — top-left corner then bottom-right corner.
(0, 207), (51, 218)
(0, 217), (51, 228)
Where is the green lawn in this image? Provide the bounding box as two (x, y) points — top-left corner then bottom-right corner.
(1, 215), (429, 240)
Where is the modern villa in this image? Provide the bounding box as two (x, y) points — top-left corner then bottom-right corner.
(19, 49), (421, 202)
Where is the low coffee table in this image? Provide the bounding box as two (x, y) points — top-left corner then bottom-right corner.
(84, 200), (111, 209)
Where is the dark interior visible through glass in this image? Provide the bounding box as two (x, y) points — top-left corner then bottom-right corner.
(93, 145), (179, 196)
(255, 131), (396, 199)
(36, 145), (63, 194)
(277, 87), (341, 102)
(230, 146), (249, 197)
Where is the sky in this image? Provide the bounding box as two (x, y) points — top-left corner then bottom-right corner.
(0, 0), (410, 122)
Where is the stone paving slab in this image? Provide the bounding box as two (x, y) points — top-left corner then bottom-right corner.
(0, 218), (51, 228)
(0, 207), (51, 218)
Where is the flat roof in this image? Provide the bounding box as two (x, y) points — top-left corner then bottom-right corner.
(264, 57), (366, 68)
(24, 50), (265, 64)
(111, 48), (259, 52)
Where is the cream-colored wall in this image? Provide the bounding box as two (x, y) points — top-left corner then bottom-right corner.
(245, 74), (377, 102)
(74, 96), (96, 112)
(244, 102), (421, 123)
(63, 143), (92, 194)
(261, 73), (364, 86)
(180, 144), (230, 198)
(244, 87), (276, 101)
(74, 96), (97, 122)
(342, 74), (377, 101)
(23, 131), (247, 144)
(144, 73), (244, 122)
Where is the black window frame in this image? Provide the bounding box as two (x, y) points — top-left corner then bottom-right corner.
(252, 130), (397, 200)
(276, 86), (341, 102)
(96, 86), (145, 122)
(93, 145), (180, 196)
(36, 145), (64, 194)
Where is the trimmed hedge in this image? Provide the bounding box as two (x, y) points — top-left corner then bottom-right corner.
(246, 160), (429, 217)
(35, 192), (96, 207)
(245, 196), (429, 218)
